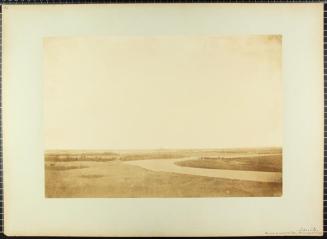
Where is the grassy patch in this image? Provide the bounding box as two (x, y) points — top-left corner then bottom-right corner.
(45, 147), (282, 162)
(45, 155), (117, 162)
(45, 160), (282, 197)
(175, 155), (282, 172)
(80, 174), (104, 179)
(46, 164), (89, 171)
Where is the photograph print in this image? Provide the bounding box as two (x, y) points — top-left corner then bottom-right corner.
(44, 35), (282, 198)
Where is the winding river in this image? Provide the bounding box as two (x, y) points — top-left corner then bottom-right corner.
(125, 158), (282, 183)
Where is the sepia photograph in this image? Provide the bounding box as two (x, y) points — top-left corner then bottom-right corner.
(44, 35), (282, 198)
(3, 3), (324, 236)
(5, 3), (324, 236)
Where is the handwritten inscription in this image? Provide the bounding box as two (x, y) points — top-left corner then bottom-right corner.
(265, 227), (320, 236)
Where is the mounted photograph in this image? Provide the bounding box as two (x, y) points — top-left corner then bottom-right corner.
(44, 35), (282, 198)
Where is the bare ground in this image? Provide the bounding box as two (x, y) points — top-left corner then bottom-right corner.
(175, 155), (282, 172)
(45, 160), (282, 198)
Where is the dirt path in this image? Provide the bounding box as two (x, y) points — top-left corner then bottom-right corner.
(125, 158), (282, 183)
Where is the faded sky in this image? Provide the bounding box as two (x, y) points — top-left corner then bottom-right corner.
(44, 36), (282, 149)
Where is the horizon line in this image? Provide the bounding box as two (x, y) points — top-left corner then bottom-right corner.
(45, 146), (282, 152)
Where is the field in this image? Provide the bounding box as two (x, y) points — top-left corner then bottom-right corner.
(45, 148), (282, 197)
(175, 155), (281, 172)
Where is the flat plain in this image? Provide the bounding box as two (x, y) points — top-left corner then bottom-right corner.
(45, 147), (282, 197)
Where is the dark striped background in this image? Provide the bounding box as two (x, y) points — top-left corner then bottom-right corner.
(1, 4), (4, 236)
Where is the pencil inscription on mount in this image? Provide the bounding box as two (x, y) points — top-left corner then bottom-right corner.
(44, 35), (282, 197)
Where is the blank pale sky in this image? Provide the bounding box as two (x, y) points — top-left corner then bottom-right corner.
(44, 36), (282, 149)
